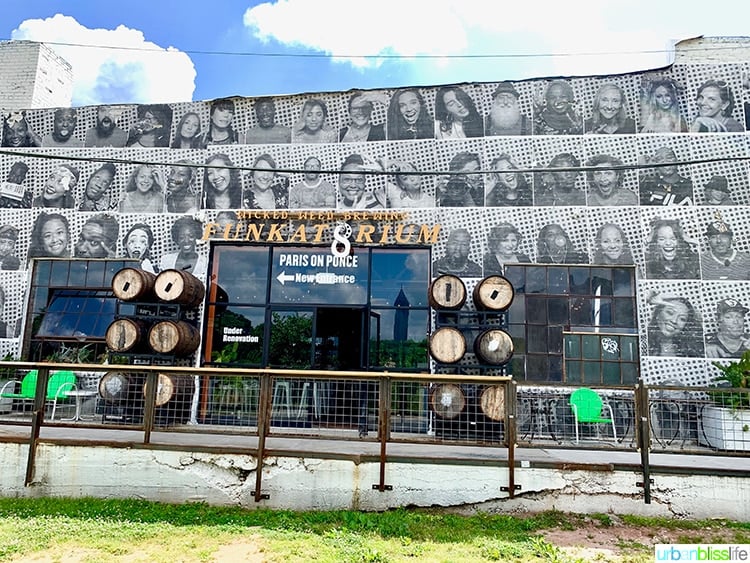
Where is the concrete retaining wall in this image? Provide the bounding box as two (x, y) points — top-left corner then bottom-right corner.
(2, 442), (748, 520)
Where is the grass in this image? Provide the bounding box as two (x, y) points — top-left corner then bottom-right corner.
(0, 498), (748, 562)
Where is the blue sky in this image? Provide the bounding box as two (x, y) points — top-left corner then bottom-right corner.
(4, 0), (750, 107)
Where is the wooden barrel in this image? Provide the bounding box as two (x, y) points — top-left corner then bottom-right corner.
(474, 329), (514, 365)
(428, 274), (467, 310)
(473, 275), (514, 311)
(480, 385), (506, 421)
(98, 371), (146, 404)
(148, 320), (200, 356)
(147, 373), (195, 407)
(429, 327), (466, 364)
(112, 268), (156, 301)
(430, 383), (465, 419)
(154, 269), (205, 307)
(105, 318), (149, 353)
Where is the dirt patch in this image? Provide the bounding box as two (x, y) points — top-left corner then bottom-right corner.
(539, 515), (739, 561)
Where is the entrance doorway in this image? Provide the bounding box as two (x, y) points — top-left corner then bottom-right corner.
(268, 307), (366, 370)
(268, 307), (368, 427)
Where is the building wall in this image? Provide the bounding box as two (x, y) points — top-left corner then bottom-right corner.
(0, 41), (73, 111)
(1, 38), (750, 387)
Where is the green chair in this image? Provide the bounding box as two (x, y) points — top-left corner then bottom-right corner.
(568, 388), (617, 444)
(0, 370), (77, 420)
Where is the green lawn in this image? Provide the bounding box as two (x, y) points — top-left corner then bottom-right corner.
(0, 498), (748, 562)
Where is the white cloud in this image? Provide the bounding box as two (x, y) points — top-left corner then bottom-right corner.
(12, 14), (196, 106)
(243, 0), (750, 82)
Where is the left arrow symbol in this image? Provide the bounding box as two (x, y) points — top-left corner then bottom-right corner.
(276, 271), (295, 285)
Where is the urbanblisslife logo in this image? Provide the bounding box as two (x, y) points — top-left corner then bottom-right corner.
(655, 544), (750, 561)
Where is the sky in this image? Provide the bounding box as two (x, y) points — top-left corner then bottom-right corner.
(3, 0), (750, 107)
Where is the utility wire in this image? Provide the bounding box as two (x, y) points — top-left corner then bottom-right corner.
(3, 37), (739, 61)
(1, 148), (749, 177)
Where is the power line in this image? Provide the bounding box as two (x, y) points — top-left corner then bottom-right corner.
(2, 147), (748, 177)
(3, 37), (739, 61)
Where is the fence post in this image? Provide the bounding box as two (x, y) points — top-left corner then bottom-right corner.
(374, 374), (392, 492)
(635, 381), (652, 504)
(253, 371), (272, 501)
(503, 380), (519, 498)
(24, 366), (50, 486)
(142, 370), (158, 444)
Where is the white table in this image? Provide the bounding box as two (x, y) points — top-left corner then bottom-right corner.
(64, 390), (99, 421)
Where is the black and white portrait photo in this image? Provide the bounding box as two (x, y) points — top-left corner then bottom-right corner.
(244, 97), (292, 145)
(432, 227), (482, 277)
(689, 79), (744, 133)
(74, 214), (119, 259)
(433, 86), (483, 140)
(639, 145), (694, 206)
(647, 290), (705, 358)
(387, 88), (434, 141)
(705, 298), (750, 358)
(484, 82), (532, 136)
(644, 216), (700, 279)
(700, 216), (750, 280)
(41, 108), (83, 148)
(533, 80), (583, 135)
(85, 105), (128, 148)
(126, 104), (173, 148)
(584, 83), (636, 134)
(535, 152), (585, 206)
(437, 151), (483, 208)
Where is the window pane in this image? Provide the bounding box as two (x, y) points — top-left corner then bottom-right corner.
(547, 267), (568, 293)
(565, 334), (581, 358)
(548, 297), (568, 325)
(526, 296), (546, 324)
(582, 335), (600, 359)
(526, 266), (546, 293)
(549, 355), (563, 382)
(369, 308), (428, 369)
(583, 361), (601, 384)
(68, 262), (87, 286)
(525, 354), (549, 381)
(614, 298), (636, 328)
(36, 290), (115, 338)
(371, 248), (430, 307)
(206, 305), (265, 366)
(508, 324), (526, 354)
(50, 261), (70, 286)
(504, 266), (525, 293)
(569, 268), (590, 294)
(612, 268), (634, 296)
(213, 246), (269, 304)
(270, 247), (369, 305)
(566, 360), (582, 383)
(507, 297), (525, 324)
(33, 261), (51, 285)
(268, 310), (313, 368)
(621, 336), (638, 361)
(86, 261), (106, 286)
(527, 325), (547, 353)
(548, 325), (563, 354)
(602, 362), (622, 385)
(621, 363), (638, 384)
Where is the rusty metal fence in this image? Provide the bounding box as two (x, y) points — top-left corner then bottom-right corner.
(1, 361), (748, 503)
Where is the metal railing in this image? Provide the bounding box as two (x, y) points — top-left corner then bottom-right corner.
(1, 361), (748, 504)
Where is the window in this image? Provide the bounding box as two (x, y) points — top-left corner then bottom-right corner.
(27, 259), (138, 361)
(204, 245), (430, 371)
(504, 264), (638, 383)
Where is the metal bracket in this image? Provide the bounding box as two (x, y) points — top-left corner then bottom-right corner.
(636, 479), (654, 488)
(372, 484), (393, 491)
(501, 485), (522, 492)
(251, 491), (270, 500)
